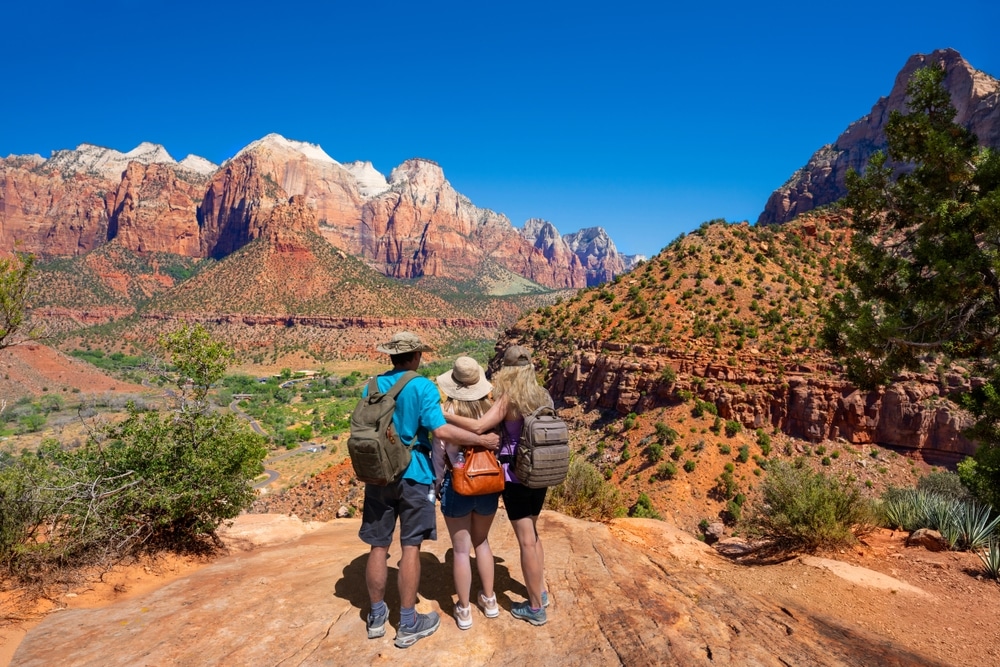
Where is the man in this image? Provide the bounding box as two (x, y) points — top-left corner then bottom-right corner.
(361, 331), (499, 649)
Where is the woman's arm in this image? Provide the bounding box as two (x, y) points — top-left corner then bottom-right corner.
(443, 395), (507, 434)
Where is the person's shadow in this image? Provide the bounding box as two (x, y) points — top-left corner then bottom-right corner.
(334, 548), (527, 625)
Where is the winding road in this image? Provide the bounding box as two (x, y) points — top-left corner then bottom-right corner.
(229, 399), (317, 489)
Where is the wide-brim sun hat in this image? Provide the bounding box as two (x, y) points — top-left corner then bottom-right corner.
(502, 345), (532, 367)
(375, 331), (435, 354)
(437, 356), (492, 401)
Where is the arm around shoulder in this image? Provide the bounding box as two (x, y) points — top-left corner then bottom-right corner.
(442, 396), (506, 434)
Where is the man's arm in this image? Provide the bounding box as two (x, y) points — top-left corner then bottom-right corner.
(442, 396), (506, 434)
(433, 423), (499, 450)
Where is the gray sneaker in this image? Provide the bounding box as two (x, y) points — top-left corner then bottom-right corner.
(542, 591), (550, 608)
(511, 600), (547, 626)
(394, 611), (441, 648)
(367, 607), (388, 639)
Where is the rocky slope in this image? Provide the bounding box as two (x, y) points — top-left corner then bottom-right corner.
(501, 212), (975, 464)
(759, 48), (1000, 225)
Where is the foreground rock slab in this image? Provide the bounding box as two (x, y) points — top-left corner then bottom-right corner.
(14, 512), (947, 667)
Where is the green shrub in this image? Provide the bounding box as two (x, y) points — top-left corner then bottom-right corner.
(630, 493), (661, 519)
(671, 445), (684, 461)
(547, 457), (622, 521)
(917, 470), (973, 502)
(654, 422), (678, 445)
(657, 461), (678, 480)
(683, 459), (696, 473)
(647, 441), (664, 462)
(718, 444), (731, 455)
(724, 420), (743, 437)
(660, 366), (677, 384)
(741, 460), (873, 551)
(737, 445), (750, 463)
(756, 429), (772, 455)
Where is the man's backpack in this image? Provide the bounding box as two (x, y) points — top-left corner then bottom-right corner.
(347, 371), (420, 486)
(513, 406), (570, 488)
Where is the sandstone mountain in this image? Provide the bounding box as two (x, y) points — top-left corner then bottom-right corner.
(759, 49), (1000, 225)
(500, 213), (974, 468)
(2, 134), (634, 290)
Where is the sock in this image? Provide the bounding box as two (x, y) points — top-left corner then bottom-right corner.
(400, 606), (416, 627)
(370, 600), (387, 618)
(529, 606), (542, 613)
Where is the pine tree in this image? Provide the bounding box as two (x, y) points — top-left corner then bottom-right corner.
(823, 64), (1000, 508)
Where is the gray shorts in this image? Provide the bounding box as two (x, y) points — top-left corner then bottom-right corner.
(359, 478), (437, 547)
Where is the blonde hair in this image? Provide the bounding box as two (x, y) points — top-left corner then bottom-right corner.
(491, 365), (551, 417)
(442, 396), (492, 419)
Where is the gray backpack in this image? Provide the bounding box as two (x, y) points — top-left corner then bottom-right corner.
(514, 406), (570, 488)
(347, 371), (419, 486)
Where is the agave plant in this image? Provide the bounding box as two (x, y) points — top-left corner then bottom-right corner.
(978, 539), (1000, 580)
(952, 503), (1000, 551)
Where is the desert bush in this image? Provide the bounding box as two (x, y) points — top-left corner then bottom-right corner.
(630, 493), (661, 519)
(917, 470), (973, 502)
(724, 420), (743, 437)
(654, 422), (678, 445)
(742, 460), (874, 552)
(0, 325), (268, 583)
(547, 457), (622, 521)
(656, 461), (678, 480)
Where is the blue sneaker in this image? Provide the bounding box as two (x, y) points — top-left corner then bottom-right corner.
(367, 607), (388, 639)
(394, 611), (441, 648)
(542, 591), (550, 608)
(511, 600), (547, 626)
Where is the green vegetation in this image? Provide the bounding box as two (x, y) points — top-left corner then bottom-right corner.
(824, 65), (1000, 512)
(0, 325), (267, 582)
(629, 492), (661, 519)
(0, 251), (37, 350)
(546, 457), (622, 520)
(741, 460), (873, 552)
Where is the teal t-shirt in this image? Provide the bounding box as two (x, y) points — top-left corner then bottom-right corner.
(364, 370), (446, 485)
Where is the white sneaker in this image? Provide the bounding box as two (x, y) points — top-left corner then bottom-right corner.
(478, 591), (500, 618)
(455, 603), (473, 630)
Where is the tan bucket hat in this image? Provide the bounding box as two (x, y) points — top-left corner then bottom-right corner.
(502, 345), (532, 367)
(375, 331), (435, 354)
(437, 356), (492, 401)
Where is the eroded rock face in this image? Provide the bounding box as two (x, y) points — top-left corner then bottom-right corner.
(0, 155), (113, 256)
(360, 160), (589, 287)
(759, 48), (1000, 225)
(535, 338), (974, 462)
(109, 162), (206, 255)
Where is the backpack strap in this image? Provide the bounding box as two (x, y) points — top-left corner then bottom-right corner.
(384, 370), (420, 399)
(381, 370), (421, 449)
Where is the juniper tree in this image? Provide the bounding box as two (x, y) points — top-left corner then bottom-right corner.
(822, 64), (1000, 508)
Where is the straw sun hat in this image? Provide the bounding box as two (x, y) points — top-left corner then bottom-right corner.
(436, 356), (492, 401)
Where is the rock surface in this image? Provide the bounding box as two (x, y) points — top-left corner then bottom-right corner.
(759, 48), (1000, 225)
(12, 512), (953, 667)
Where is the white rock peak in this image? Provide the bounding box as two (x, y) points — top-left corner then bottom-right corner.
(236, 133), (338, 164)
(46, 142), (180, 180)
(341, 161), (389, 198)
(178, 154), (219, 176)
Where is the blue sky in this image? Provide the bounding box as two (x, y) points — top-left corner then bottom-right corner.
(3, 1), (998, 256)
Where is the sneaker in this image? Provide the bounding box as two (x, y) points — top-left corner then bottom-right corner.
(454, 603), (473, 630)
(367, 607), (388, 639)
(394, 611), (441, 648)
(510, 600), (547, 626)
(478, 591), (500, 618)
(542, 591), (550, 608)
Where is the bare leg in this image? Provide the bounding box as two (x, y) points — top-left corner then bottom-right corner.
(398, 544), (422, 609)
(445, 515), (473, 607)
(366, 545), (389, 605)
(470, 512), (497, 598)
(511, 515), (544, 609)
